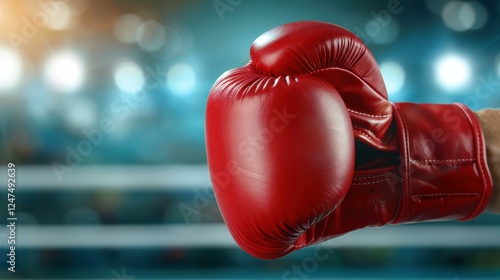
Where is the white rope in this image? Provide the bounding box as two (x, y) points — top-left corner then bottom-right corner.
(1, 224), (499, 248)
(0, 165), (210, 190)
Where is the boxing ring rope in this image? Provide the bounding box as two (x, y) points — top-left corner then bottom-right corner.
(1, 225), (500, 248)
(0, 165), (210, 190)
(0, 166), (499, 248)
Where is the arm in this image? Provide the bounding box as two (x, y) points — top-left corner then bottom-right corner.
(476, 109), (500, 214)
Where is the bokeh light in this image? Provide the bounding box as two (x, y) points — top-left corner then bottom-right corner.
(442, 1), (476, 32)
(114, 60), (145, 94)
(113, 14), (143, 44)
(0, 46), (23, 92)
(44, 51), (85, 93)
(469, 1), (488, 30)
(46, 1), (73, 30)
(435, 54), (471, 91)
(150, 25), (183, 60)
(167, 63), (196, 95)
(137, 20), (166, 52)
(380, 62), (405, 95)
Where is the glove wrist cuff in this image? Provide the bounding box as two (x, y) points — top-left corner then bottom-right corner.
(392, 103), (493, 223)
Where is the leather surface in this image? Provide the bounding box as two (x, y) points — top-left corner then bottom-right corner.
(206, 65), (355, 259)
(205, 21), (493, 259)
(251, 21), (393, 149)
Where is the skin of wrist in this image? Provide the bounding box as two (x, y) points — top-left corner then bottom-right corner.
(475, 109), (500, 214)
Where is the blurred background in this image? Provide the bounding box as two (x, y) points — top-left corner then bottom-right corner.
(0, 0), (499, 279)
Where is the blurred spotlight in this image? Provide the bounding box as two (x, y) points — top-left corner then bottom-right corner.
(442, 1), (475, 32)
(380, 62), (405, 96)
(113, 14), (143, 44)
(426, 0), (451, 15)
(114, 60), (145, 94)
(64, 97), (97, 129)
(469, 1), (488, 30)
(44, 51), (85, 93)
(167, 63), (196, 95)
(65, 207), (101, 224)
(0, 46), (23, 92)
(46, 1), (73, 30)
(137, 20), (166, 52)
(435, 54), (471, 91)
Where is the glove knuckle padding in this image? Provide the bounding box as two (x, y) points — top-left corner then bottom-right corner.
(251, 21), (393, 147)
(206, 65), (355, 259)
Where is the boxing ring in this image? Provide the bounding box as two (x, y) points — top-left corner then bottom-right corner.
(1, 165), (499, 250)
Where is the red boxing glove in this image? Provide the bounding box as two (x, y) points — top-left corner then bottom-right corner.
(205, 21), (493, 259)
